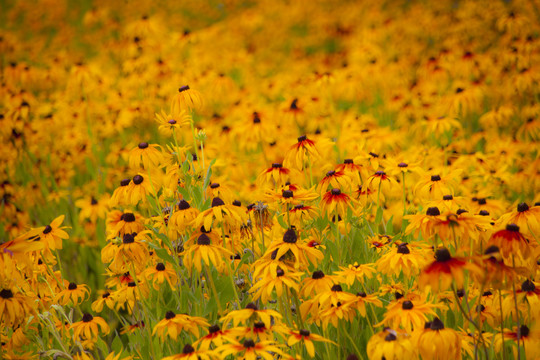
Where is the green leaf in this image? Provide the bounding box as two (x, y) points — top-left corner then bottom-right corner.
(111, 331), (123, 352)
(276, 213), (288, 229)
(375, 206), (383, 224)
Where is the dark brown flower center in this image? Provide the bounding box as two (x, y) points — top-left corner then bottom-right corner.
(197, 234), (211, 245)
(133, 175), (144, 185)
(312, 270), (325, 279)
(138, 142), (148, 149)
(120, 178), (131, 186)
(430, 317), (445, 330)
(178, 200), (190, 210)
(298, 135), (307, 142)
(344, 159), (353, 164)
(506, 223), (519, 232)
(68, 282), (77, 290)
(156, 263), (165, 271)
(300, 329), (311, 336)
(522, 279), (536, 292)
(179, 85), (190, 92)
(0, 289), (13, 299)
(123, 233), (135, 244)
(165, 311), (176, 320)
(426, 207), (441, 216)
(397, 243), (410, 254)
(435, 248), (451, 262)
(182, 344), (194, 354)
(331, 188), (341, 195)
(244, 339), (255, 348)
(209, 324), (220, 333)
(402, 300), (414, 309)
(398, 162), (408, 167)
(431, 175), (441, 181)
(82, 313), (93, 322)
(212, 197), (225, 207)
(122, 212), (136, 222)
(443, 195), (453, 200)
(331, 284), (343, 292)
(283, 228), (297, 243)
(517, 203), (529, 212)
(43, 225), (52, 234)
(282, 190), (294, 198)
(272, 163), (282, 168)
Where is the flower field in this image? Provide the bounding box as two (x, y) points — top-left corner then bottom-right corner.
(1, 0), (540, 359)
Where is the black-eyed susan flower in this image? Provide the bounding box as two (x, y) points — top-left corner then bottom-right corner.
(220, 302), (282, 328)
(415, 318), (461, 360)
(335, 158), (369, 186)
(107, 211), (145, 238)
(143, 262), (178, 290)
(266, 185), (319, 210)
(162, 344), (218, 360)
(320, 188), (356, 217)
(287, 329), (335, 358)
(155, 108), (192, 136)
(91, 290), (115, 313)
(171, 85), (204, 113)
(257, 163), (298, 189)
(414, 170), (462, 201)
(345, 291), (383, 318)
(182, 232), (234, 273)
(404, 206), (445, 240)
(317, 170), (352, 193)
(126, 174), (158, 205)
(497, 202), (540, 237)
(377, 297), (440, 332)
(300, 270), (337, 297)
(168, 200), (200, 234)
(264, 227), (323, 269)
(195, 197), (245, 232)
(0, 286), (35, 327)
(108, 179), (131, 207)
(250, 267), (303, 303)
(335, 262), (376, 286)
(27, 215), (70, 250)
(153, 311), (209, 340)
(54, 282), (90, 306)
(288, 204), (318, 227)
(367, 328), (416, 360)
(128, 142), (163, 170)
(70, 313), (109, 341)
(194, 324), (236, 351)
(109, 232), (150, 272)
(284, 135), (321, 170)
(418, 247), (477, 292)
(488, 223), (531, 261)
(112, 281), (148, 313)
(217, 338), (285, 360)
(75, 195), (109, 223)
(494, 325), (540, 360)
(376, 242), (431, 278)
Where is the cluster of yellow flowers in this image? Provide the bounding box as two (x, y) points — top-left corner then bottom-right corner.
(1, 0), (540, 359)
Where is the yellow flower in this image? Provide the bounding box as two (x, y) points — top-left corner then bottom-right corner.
(182, 233), (234, 273)
(250, 267), (303, 303)
(54, 282), (90, 306)
(367, 328), (416, 360)
(27, 215), (70, 250)
(377, 297), (440, 332)
(153, 311), (209, 341)
(287, 329), (335, 358)
(171, 85), (204, 113)
(70, 313), (110, 341)
(143, 262), (178, 290)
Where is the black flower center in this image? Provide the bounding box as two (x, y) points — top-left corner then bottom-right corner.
(182, 344), (194, 354)
(431, 175), (441, 181)
(209, 324), (220, 333)
(133, 175), (144, 185)
(344, 159), (353, 164)
(397, 243), (410, 254)
(68, 282), (77, 290)
(456, 209), (467, 215)
(283, 228), (297, 243)
(165, 311), (176, 320)
(357, 292), (367, 297)
(443, 195), (453, 200)
(178, 200), (191, 210)
(479, 210), (490, 216)
(168, 119), (177, 124)
(156, 263), (165, 271)
(385, 333), (397, 341)
(312, 270), (325, 279)
(298, 135), (307, 142)
(506, 223), (519, 232)
(398, 162), (408, 167)
(123, 233), (135, 244)
(518, 325), (529, 338)
(210, 183), (220, 189)
(212, 197), (225, 207)
(517, 203), (529, 212)
(282, 190), (294, 198)
(82, 313), (93, 322)
(521, 279), (536, 292)
(197, 234), (211, 245)
(430, 317), (445, 330)
(276, 268), (285, 277)
(244, 339), (255, 348)
(402, 300), (414, 310)
(272, 163), (282, 168)
(331, 188), (341, 195)
(252, 112), (261, 123)
(0, 289), (13, 299)
(138, 142), (148, 149)
(478, 198), (487, 205)
(327, 170), (336, 177)
(435, 248), (451, 262)
(375, 171), (385, 176)
(122, 212), (136, 222)
(179, 85), (190, 92)
(331, 284), (343, 292)
(426, 207), (441, 216)
(120, 178), (130, 186)
(43, 225), (52, 234)
(245, 303), (258, 310)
